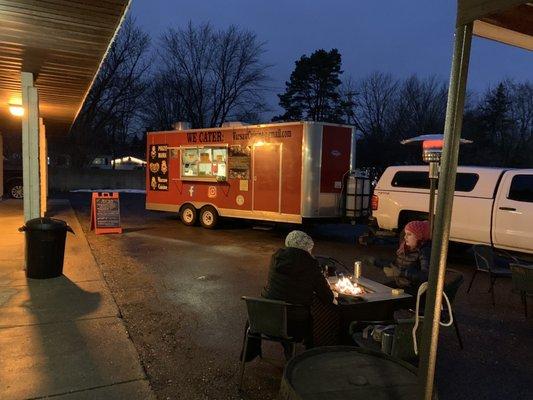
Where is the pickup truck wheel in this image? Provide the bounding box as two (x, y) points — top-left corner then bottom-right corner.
(7, 180), (23, 199)
(199, 206), (218, 229)
(398, 211), (428, 233)
(180, 204), (197, 226)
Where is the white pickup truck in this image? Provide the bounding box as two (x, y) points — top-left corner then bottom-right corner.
(371, 166), (533, 254)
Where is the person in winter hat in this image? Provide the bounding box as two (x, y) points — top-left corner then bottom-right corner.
(263, 229), (333, 317)
(241, 231), (334, 362)
(383, 220), (431, 294)
(284, 230), (315, 253)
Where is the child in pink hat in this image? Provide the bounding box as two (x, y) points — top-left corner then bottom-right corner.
(383, 220), (431, 294)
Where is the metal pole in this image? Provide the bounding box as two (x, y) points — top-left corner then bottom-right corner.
(428, 161), (439, 236)
(428, 177), (437, 235)
(417, 22), (473, 400)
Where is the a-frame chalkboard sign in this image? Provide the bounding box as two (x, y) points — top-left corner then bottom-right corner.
(90, 192), (122, 235)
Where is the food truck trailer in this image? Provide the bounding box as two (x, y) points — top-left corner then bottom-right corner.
(146, 121), (367, 228)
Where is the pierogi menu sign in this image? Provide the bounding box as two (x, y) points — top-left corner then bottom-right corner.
(149, 144), (169, 191)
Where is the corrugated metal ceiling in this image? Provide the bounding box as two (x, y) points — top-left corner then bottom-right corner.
(458, 1), (533, 50)
(0, 0), (130, 136)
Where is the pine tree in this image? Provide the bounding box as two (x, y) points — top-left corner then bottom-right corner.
(275, 49), (344, 123)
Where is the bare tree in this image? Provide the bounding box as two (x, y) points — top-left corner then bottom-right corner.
(141, 71), (187, 131)
(355, 72), (399, 138)
(393, 75), (448, 138)
(340, 73), (452, 167)
(70, 16), (150, 167)
(338, 76), (358, 127)
(154, 22), (269, 128)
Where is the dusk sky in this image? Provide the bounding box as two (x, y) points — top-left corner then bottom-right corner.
(131, 0), (532, 119)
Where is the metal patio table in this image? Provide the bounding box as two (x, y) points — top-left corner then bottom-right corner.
(322, 277), (413, 343)
(279, 346), (422, 400)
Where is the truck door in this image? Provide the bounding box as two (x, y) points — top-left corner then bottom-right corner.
(252, 143), (281, 213)
(493, 171), (533, 253)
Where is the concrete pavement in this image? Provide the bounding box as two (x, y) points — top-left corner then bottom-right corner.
(0, 199), (155, 400)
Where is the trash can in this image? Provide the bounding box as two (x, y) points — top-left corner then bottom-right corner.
(19, 218), (74, 279)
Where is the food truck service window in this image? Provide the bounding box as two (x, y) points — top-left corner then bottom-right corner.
(181, 146), (228, 181)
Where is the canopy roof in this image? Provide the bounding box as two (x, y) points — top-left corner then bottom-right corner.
(0, 0), (131, 136)
(458, 0), (533, 50)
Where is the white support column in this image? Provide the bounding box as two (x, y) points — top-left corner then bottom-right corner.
(21, 72), (41, 221)
(39, 118), (47, 216)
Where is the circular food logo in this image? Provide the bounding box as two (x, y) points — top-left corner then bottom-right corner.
(149, 162), (160, 173)
(208, 186), (217, 198)
(236, 195), (245, 206)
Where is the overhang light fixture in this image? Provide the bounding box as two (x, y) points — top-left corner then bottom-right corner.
(8, 104), (24, 117)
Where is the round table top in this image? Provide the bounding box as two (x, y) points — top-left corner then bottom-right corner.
(280, 346), (419, 400)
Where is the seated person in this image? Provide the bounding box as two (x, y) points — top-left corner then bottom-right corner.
(262, 230), (335, 345)
(241, 230), (336, 362)
(382, 220), (431, 296)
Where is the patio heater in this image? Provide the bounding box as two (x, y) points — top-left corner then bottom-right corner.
(401, 134), (472, 235)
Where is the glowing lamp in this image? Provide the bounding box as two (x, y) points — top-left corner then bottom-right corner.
(9, 104), (24, 117)
(401, 134), (472, 234)
(422, 139), (444, 163)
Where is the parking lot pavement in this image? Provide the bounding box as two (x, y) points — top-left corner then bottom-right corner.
(69, 193), (533, 400)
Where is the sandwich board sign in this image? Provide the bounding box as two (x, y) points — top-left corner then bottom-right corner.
(90, 192), (122, 235)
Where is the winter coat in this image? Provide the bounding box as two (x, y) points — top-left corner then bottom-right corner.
(391, 242), (431, 289)
(262, 247), (334, 306)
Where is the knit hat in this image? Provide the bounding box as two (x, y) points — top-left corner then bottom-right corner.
(404, 220), (431, 243)
(285, 230), (314, 253)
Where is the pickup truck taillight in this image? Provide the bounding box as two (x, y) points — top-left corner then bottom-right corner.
(371, 194), (379, 210)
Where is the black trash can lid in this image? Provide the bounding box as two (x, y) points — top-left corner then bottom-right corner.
(23, 217), (70, 232)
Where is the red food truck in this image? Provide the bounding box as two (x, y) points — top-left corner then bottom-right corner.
(146, 121), (360, 228)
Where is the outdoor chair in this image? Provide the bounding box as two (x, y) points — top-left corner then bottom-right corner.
(350, 269), (465, 360)
(469, 245), (512, 306)
(390, 317), (423, 363)
(239, 296), (304, 390)
(442, 269), (464, 349)
(349, 318), (422, 364)
(509, 263), (533, 318)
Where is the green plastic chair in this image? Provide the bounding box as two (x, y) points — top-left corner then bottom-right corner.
(510, 264), (533, 317)
(239, 296), (303, 390)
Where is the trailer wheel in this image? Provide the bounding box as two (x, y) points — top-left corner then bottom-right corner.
(180, 204), (197, 226)
(199, 206), (218, 229)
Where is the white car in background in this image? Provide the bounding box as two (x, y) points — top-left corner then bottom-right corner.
(371, 165), (533, 255)
(90, 155), (146, 170)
